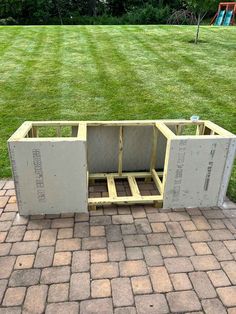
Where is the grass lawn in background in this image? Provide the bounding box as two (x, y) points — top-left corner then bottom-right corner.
(0, 25), (235, 200)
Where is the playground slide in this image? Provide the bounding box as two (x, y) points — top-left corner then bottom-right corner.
(223, 10), (233, 25)
(214, 10), (225, 25)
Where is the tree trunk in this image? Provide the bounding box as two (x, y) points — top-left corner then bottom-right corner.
(55, 0), (63, 25)
(195, 13), (201, 44)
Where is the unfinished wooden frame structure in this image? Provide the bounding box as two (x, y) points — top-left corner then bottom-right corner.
(8, 120), (235, 215)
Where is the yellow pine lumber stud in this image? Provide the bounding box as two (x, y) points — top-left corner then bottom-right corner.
(151, 169), (163, 195)
(88, 195), (163, 206)
(118, 126), (123, 176)
(127, 176), (141, 197)
(107, 175), (117, 198)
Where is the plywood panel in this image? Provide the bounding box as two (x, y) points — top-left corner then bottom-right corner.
(163, 138), (231, 208)
(8, 140), (87, 215)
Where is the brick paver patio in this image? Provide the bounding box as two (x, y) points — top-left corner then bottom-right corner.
(0, 179), (236, 313)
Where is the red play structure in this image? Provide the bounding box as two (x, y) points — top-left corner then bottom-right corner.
(211, 2), (236, 25)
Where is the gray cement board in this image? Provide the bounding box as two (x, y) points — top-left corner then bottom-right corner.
(8, 140), (88, 215)
(163, 137), (232, 208)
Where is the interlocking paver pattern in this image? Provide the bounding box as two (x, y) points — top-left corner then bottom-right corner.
(0, 179), (235, 313)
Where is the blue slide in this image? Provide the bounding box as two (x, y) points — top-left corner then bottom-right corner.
(223, 10), (233, 26)
(214, 10), (225, 25)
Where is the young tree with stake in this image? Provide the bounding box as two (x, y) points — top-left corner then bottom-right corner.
(183, 0), (217, 44)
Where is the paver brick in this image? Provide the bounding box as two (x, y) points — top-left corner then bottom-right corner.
(126, 247), (143, 260)
(39, 229), (57, 246)
(82, 237), (106, 250)
(0, 221), (12, 232)
(53, 251), (71, 266)
(143, 246), (163, 266)
(131, 276), (152, 294)
(217, 286), (236, 307)
(51, 218), (74, 228)
(192, 215), (211, 230)
(173, 237), (195, 256)
(0, 212), (16, 221)
(209, 219), (225, 229)
(90, 226), (105, 236)
(91, 279), (111, 298)
(0, 232), (7, 243)
(34, 246), (54, 268)
(168, 212), (190, 221)
(120, 260), (147, 277)
(10, 241), (38, 255)
(164, 257), (194, 273)
(208, 229), (234, 240)
(70, 272), (90, 301)
(189, 272), (216, 298)
(203, 209), (225, 219)
(149, 266), (172, 292)
(90, 216), (111, 226)
(190, 255), (220, 271)
(72, 251), (89, 272)
(167, 291), (201, 312)
(80, 298), (113, 314)
(5, 225), (26, 242)
(186, 230), (211, 242)
(9, 269), (40, 287)
(46, 302), (79, 314)
(106, 225), (122, 241)
(74, 222), (89, 237)
(147, 233), (172, 245)
(0, 280), (8, 303)
(75, 212), (89, 222)
(112, 278), (134, 307)
(0, 196), (9, 208)
(147, 213), (169, 222)
(48, 283), (69, 302)
(114, 307), (136, 314)
(112, 215), (133, 224)
(41, 266), (70, 284)
(123, 235), (148, 247)
(2, 287), (26, 306)
(13, 214), (28, 226)
(24, 230), (40, 241)
(91, 262), (119, 279)
(91, 249), (108, 263)
(15, 255), (34, 269)
(0, 256), (16, 278)
(221, 261), (236, 284)
(192, 242), (212, 255)
(224, 240), (236, 253)
(131, 206), (146, 218)
(0, 243), (11, 256)
(135, 294), (169, 314)
(180, 220), (197, 231)
(151, 222), (167, 233)
(208, 241), (232, 261)
(207, 270), (231, 287)
(170, 273), (192, 291)
(201, 298), (227, 314)
(23, 285), (48, 313)
(57, 228), (73, 239)
(135, 218), (151, 234)
(56, 238), (81, 251)
(108, 241), (126, 261)
(27, 219), (51, 230)
(166, 222), (184, 237)
(159, 244), (177, 257)
(121, 224), (136, 235)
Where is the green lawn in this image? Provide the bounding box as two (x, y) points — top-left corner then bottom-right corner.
(0, 25), (235, 201)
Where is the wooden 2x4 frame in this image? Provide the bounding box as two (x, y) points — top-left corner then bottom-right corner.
(8, 120), (235, 215)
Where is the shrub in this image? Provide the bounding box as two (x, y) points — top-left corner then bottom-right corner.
(0, 17), (17, 25)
